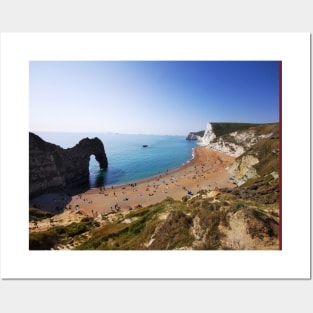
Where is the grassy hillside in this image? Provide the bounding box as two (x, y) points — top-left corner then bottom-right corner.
(238, 123), (280, 177)
(190, 130), (205, 137)
(29, 216), (99, 250)
(29, 181), (280, 250)
(211, 122), (263, 137)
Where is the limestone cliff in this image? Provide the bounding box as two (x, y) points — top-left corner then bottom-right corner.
(29, 132), (108, 198)
(227, 155), (260, 186)
(198, 122), (273, 157)
(197, 122), (279, 186)
(198, 123), (216, 146)
(186, 130), (204, 140)
(226, 124), (280, 185)
(186, 133), (199, 140)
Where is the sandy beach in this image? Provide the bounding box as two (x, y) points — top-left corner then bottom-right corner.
(69, 147), (236, 217)
(30, 147), (235, 219)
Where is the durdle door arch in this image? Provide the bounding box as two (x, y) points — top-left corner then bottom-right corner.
(29, 133), (108, 198)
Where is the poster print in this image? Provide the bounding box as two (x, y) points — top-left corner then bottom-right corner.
(1, 33), (310, 279)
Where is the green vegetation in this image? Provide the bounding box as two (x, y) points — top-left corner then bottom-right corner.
(147, 210), (194, 249)
(190, 130), (205, 137)
(211, 122), (262, 137)
(29, 185), (279, 250)
(238, 123), (279, 178)
(29, 207), (54, 221)
(253, 138), (279, 176)
(222, 176), (280, 209)
(252, 123), (279, 137)
(76, 197), (193, 250)
(29, 217), (97, 250)
(195, 122), (279, 140)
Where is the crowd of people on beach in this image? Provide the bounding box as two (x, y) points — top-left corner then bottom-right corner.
(30, 147), (236, 231)
(65, 152), (233, 217)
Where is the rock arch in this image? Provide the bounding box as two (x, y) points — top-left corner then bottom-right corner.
(29, 133), (108, 198)
(70, 137), (108, 170)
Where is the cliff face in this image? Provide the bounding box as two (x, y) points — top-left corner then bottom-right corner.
(29, 133), (108, 198)
(198, 122), (269, 157)
(196, 122), (279, 186)
(186, 133), (199, 140)
(186, 130), (204, 140)
(227, 155), (260, 186)
(198, 123), (216, 145)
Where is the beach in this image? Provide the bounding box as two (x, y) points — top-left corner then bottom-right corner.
(29, 147), (236, 232)
(73, 147), (236, 216)
(31, 147), (235, 219)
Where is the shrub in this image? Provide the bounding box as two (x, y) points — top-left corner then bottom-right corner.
(29, 218), (97, 250)
(29, 207), (54, 221)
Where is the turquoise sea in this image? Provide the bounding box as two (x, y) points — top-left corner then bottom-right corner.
(35, 132), (198, 188)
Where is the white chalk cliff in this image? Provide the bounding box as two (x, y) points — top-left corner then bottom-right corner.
(197, 122), (275, 185)
(198, 123), (216, 146)
(198, 122), (272, 158)
(198, 123), (244, 157)
(186, 133), (201, 140)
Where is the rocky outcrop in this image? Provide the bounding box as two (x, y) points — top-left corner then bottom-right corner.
(186, 130), (204, 140)
(186, 133), (199, 140)
(198, 122), (273, 157)
(196, 122), (279, 185)
(227, 155), (260, 186)
(198, 123), (216, 145)
(29, 132), (108, 198)
(218, 207), (279, 250)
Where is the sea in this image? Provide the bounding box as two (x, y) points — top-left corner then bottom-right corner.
(35, 132), (199, 189)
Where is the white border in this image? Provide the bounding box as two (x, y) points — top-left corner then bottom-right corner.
(0, 33), (310, 279)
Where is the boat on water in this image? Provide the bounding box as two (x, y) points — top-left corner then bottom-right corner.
(142, 145), (148, 148)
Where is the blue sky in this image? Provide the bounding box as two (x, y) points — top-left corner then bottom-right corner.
(29, 61), (280, 135)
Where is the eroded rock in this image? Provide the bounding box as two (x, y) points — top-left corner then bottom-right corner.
(29, 132), (108, 198)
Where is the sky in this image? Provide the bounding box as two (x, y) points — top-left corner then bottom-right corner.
(29, 61), (280, 135)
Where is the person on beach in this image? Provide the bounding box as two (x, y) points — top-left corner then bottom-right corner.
(57, 147), (234, 217)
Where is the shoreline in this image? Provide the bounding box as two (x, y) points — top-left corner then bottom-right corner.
(95, 146), (197, 190)
(30, 146), (236, 217)
(89, 145), (197, 190)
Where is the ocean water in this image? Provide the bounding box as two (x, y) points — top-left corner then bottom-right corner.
(35, 132), (198, 188)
